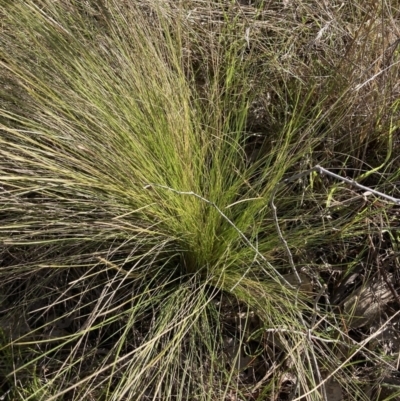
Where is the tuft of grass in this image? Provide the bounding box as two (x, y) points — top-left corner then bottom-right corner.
(1, 0), (399, 400)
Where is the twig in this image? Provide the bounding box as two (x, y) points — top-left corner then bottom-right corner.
(285, 165), (400, 205)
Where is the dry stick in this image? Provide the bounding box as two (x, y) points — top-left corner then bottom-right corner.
(284, 165), (400, 205)
(143, 183), (293, 290)
(270, 164), (400, 285)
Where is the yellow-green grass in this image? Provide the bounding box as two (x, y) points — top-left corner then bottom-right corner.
(0, 0), (399, 400)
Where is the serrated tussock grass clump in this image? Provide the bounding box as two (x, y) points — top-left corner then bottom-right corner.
(1, 0), (400, 400)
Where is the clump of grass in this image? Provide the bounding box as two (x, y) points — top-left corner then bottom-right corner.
(1, 1), (399, 400)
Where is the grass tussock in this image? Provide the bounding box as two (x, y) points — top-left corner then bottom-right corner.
(0, 0), (400, 400)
